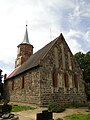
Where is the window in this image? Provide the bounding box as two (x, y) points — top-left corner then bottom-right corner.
(68, 52), (72, 70)
(22, 76), (25, 89)
(74, 74), (78, 89)
(64, 73), (69, 88)
(17, 47), (20, 56)
(52, 70), (58, 87)
(12, 80), (14, 90)
(61, 43), (65, 69)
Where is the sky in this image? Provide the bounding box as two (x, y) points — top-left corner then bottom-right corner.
(0, 0), (90, 76)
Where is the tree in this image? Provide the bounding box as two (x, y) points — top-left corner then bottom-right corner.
(0, 69), (3, 82)
(0, 69), (3, 99)
(74, 51), (90, 100)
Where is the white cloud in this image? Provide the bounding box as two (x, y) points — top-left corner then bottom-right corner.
(0, 0), (90, 75)
(68, 5), (81, 28)
(84, 31), (90, 44)
(40, 0), (75, 10)
(0, 48), (15, 63)
(65, 29), (84, 54)
(67, 38), (83, 54)
(68, 0), (90, 29)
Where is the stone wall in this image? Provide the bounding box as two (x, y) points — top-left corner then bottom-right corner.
(5, 68), (41, 105)
(39, 38), (87, 106)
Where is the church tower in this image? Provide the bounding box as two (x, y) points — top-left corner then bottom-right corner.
(15, 25), (33, 68)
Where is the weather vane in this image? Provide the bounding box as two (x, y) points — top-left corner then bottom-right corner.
(26, 20), (28, 27)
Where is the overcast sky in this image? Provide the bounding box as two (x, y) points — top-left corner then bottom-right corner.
(0, 0), (90, 76)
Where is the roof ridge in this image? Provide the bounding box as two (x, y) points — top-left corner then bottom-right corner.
(40, 37), (59, 61)
(6, 35), (62, 79)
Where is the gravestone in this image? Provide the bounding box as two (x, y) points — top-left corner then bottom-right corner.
(36, 110), (54, 120)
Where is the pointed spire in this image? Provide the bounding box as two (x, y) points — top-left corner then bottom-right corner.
(22, 24), (30, 44)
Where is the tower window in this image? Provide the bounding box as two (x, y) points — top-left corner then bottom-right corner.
(22, 76), (25, 89)
(17, 47), (20, 56)
(64, 73), (69, 88)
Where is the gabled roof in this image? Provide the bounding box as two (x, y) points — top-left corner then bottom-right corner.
(6, 33), (63, 80)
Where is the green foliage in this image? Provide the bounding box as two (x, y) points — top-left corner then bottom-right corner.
(74, 51), (90, 83)
(12, 105), (35, 112)
(65, 114), (90, 120)
(74, 51), (90, 100)
(48, 103), (65, 113)
(71, 101), (87, 108)
(0, 104), (35, 112)
(56, 118), (63, 120)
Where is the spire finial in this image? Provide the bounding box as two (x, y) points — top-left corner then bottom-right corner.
(26, 20), (28, 28)
(22, 21), (30, 44)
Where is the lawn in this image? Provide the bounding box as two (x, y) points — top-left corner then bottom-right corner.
(0, 104), (35, 112)
(65, 114), (90, 120)
(12, 105), (35, 112)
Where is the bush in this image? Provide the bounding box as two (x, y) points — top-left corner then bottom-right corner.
(48, 103), (65, 113)
(71, 101), (87, 108)
(56, 118), (61, 120)
(56, 118), (63, 120)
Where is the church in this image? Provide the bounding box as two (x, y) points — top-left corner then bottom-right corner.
(4, 25), (87, 106)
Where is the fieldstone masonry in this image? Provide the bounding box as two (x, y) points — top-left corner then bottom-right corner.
(5, 33), (87, 107)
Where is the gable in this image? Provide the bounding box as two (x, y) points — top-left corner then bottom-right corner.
(40, 34), (81, 73)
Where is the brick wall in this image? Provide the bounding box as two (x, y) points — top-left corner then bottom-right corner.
(15, 43), (33, 68)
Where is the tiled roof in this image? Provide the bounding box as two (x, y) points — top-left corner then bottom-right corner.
(6, 34), (63, 80)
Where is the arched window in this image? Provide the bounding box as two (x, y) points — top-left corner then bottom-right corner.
(22, 76), (25, 89)
(74, 74), (78, 89)
(52, 70), (58, 87)
(64, 73), (69, 88)
(12, 80), (14, 90)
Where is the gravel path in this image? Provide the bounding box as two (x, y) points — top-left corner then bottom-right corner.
(13, 107), (89, 120)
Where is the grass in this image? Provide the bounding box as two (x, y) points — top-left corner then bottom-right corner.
(65, 114), (90, 120)
(12, 105), (35, 112)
